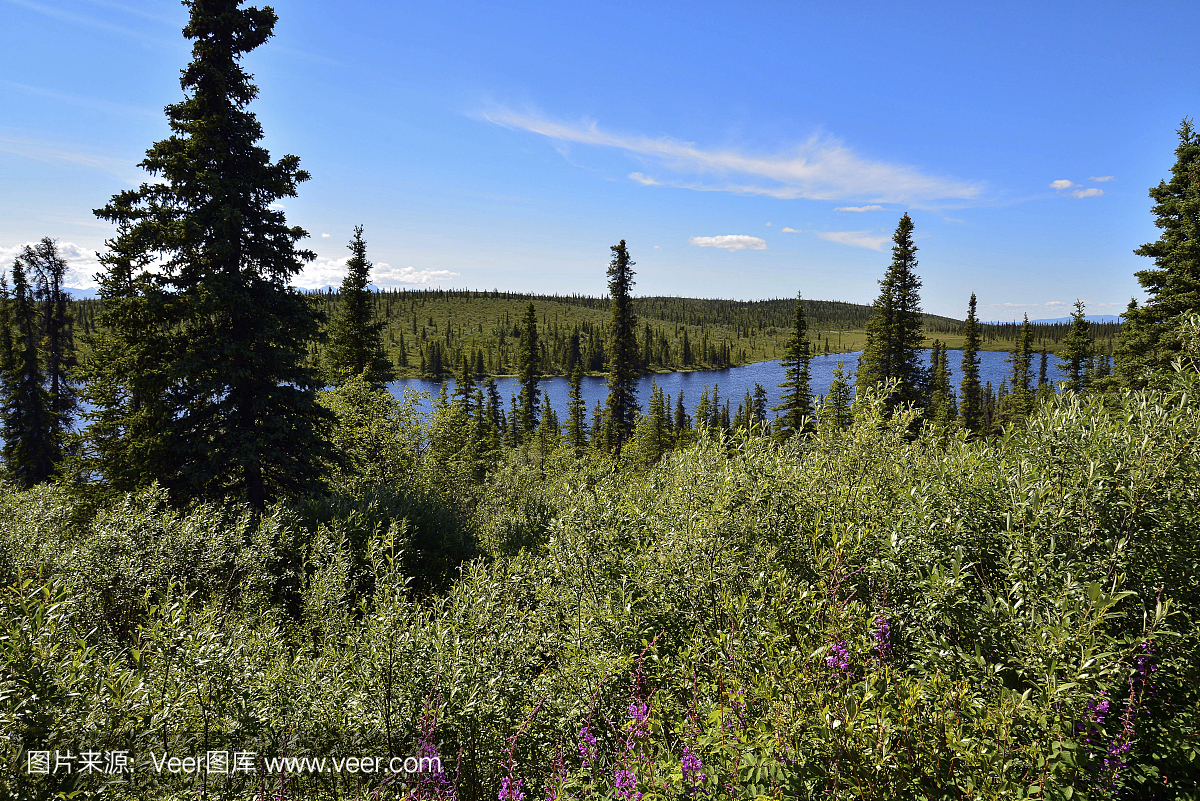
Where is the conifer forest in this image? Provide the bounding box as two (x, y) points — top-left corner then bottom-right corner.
(3, 2), (1200, 800)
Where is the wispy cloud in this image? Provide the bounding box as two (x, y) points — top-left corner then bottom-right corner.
(1072, 187), (1103, 198)
(0, 79), (158, 119)
(834, 204), (884, 212)
(1089, 175), (1115, 182)
(781, 227), (801, 233)
(688, 235), (766, 252)
(816, 230), (890, 251)
(488, 109), (982, 205)
(5, 0), (174, 46)
(1049, 179), (1077, 190)
(0, 135), (137, 180)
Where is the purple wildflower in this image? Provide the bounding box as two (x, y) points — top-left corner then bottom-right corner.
(871, 617), (892, 661)
(614, 768), (642, 801)
(498, 776), (525, 801)
(681, 746), (707, 793)
(825, 639), (851, 675)
(578, 723), (598, 770)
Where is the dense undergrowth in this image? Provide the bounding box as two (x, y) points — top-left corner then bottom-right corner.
(3, 365), (1200, 800)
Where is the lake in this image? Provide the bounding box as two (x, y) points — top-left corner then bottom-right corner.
(388, 349), (1031, 420)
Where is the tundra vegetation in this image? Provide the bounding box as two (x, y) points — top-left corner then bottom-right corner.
(2, 1), (1199, 799)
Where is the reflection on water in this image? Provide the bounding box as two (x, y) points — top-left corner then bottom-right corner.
(389, 349), (1027, 420)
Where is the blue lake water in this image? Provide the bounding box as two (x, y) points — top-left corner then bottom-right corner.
(388, 349), (1029, 421)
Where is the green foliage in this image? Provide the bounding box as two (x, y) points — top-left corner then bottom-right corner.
(5, 353), (1200, 798)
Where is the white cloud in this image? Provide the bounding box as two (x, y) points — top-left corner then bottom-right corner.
(1072, 187), (1104, 198)
(653, 245), (660, 249)
(688, 235), (767, 251)
(781, 227), (801, 233)
(1049, 179), (1077, 190)
(816, 230), (891, 251)
(765, 222), (773, 226)
(834, 204), (884, 212)
(321, 232), (331, 238)
(1089, 175), (1115, 182)
(2, 240), (103, 289)
(489, 109), (983, 205)
(295, 257), (459, 288)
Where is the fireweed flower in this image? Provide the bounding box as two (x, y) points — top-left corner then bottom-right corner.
(871, 617), (892, 661)
(825, 639), (851, 676)
(627, 702), (650, 739)
(681, 745), (707, 793)
(578, 723), (598, 771)
(498, 776), (525, 801)
(614, 768), (642, 801)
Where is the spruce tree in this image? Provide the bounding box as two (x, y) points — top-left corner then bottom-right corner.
(857, 214), (927, 410)
(565, 361), (588, 455)
(1117, 118), (1200, 386)
(821, 361), (854, 431)
(516, 303), (541, 439)
(325, 226), (394, 384)
(87, 0), (332, 509)
(773, 291), (814, 437)
(1057, 300), (1093, 393)
(604, 240), (640, 453)
(2, 259), (54, 486)
(926, 341), (957, 426)
(959, 293), (984, 434)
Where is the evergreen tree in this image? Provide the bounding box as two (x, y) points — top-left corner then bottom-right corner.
(1116, 118), (1200, 386)
(1057, 300), (1093, 393)
(857, 214), (927, 410)
(2, 240), (78, 486)
(516, 303), (541, 440)
(565, 361), (588, 455)
(959, 293), (984, 434)
(772, 292), (814, 437)
(926, 341), (957, 426)
(999, 314), (1035, 422)
(2, 259), (54, 486)
(87, 0), (332, 509)
(822, 361), (854, 431)
(604, 240), (640, 453)
(325, 226), (394, 384)
(752, 383), (768, 426)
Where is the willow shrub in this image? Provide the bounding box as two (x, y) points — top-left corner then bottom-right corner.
(2, 369), (1199, 799)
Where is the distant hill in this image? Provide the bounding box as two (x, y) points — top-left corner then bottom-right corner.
(1030, 314), (1122, 324)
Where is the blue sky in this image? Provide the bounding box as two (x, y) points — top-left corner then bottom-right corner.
(1, 0), (1197, 319)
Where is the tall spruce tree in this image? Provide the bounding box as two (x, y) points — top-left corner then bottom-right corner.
(87, 0), (332, 509)
(516, 303), (541, 439)
(604, 240), (639, 454)
(857, 213), (927, 410)
(1116, 118), (1200, 386)
(772, 291), (814, 436)
(325, 226), (394, 384)
(959, 293), (984, 434)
